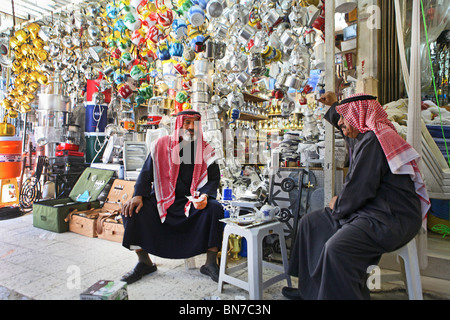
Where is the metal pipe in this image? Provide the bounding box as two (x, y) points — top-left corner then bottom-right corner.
(324, 0), (336, 205)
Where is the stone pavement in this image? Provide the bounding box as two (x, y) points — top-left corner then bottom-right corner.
(0, 214), (449, 300)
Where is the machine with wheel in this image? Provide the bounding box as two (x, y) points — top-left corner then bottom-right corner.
(268, 168), (317, 258)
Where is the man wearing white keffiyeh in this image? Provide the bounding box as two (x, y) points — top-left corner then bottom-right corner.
(283, 92), (428, 300)
(120, 110), (224, 284)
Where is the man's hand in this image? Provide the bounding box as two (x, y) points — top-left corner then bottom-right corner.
(318, 91), (338, 106)
(122, 196), (144, 217)
(193, 194), (208, 210)
(328, 196), (338, 210)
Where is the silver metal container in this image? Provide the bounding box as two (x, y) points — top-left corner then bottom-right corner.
(192, 79), (210, 92)
(191, 102), (209, 113)
(235, 71), (251, 87)
(283, 75), (303, 90)
(248, 53), (265, 76)
(262, 9), (280, 26)
(237, 25), (256, 44)
(206, 0), (224, 18)
(191, 92), (210, 103)
(206, 119), (221, 130)
(214, 22), (228, 40)
(280, 29), (296, 49)
(37, 93), (70, 112)
(194, 60), (210, 78)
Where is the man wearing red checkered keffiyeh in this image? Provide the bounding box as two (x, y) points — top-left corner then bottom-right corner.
(283, 92), (429, 300)
(120, 110), (224, 284)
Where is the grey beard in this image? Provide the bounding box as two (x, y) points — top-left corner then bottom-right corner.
(183, 131), (196, 142)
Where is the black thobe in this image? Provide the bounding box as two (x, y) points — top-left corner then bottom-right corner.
(122, 140), (224, 259)
(288, 104), (423, 299)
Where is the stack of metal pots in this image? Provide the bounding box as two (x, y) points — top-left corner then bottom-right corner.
(35, 77), (70, 158)
(190, 79), (210, 120)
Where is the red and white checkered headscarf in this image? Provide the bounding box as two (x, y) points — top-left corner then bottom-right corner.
(150, 110), (217, 223)
(336, 93), (430, 219)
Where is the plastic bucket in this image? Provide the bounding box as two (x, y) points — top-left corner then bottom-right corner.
(85, 104), (108, 132)
(84, 132), (106, 163)
(0, 137), (22, 179)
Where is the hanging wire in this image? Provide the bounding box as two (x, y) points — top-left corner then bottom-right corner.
(420, 0), (450, 167)
(421, 0), (450, 238)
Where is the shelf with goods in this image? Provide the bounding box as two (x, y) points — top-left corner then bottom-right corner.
(229, 92), (271, 166)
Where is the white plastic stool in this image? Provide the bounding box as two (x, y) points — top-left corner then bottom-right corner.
(218, 220), (292, 300)
(385, 238), (423, 300)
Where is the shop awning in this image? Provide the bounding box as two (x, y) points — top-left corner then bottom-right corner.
(0, 0), (94, 34)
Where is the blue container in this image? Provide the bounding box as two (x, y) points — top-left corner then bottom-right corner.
(85, 104), (108, 132)
(240, 237), (247, 257)
(430, 199), (450, 221)
(426, 125), (450, 139)
(222, 188), (233, 201)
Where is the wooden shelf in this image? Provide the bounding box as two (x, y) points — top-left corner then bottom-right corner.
(239, 112), (269, 121)
(243, 92), (270, 103)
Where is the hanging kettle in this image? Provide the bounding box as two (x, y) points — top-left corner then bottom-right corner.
(169, 41), (184, 58)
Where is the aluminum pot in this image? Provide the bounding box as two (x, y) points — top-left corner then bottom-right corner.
(230, 53), (248, 72)
(227, 91), (244, 109)
(206, 0), (224, 18)
(235, 71), (251, 87)
(248, 53), (264, 76)
(206, 119), (221, 130)
(237, 25), (256, 45)
(191, 102), (208, 113)
(214, 41), (226, 59)
(192, 79), (210, 92)
(37, 94), (70, 112)
(262, 9), (280, 27)
(280, 29), (296, 49)
(204, 40), (216, 59)
(283, 75), (303, 90)
(194, 59), (210, 78)
(191, 91), (210, 103)
(314, 43), (325, 70)
(275, 72), (288, 88)
(213, 23), (228, 40)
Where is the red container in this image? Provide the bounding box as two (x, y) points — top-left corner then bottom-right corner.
(86, 73), (111, 103)
(57, 143), (79, 152)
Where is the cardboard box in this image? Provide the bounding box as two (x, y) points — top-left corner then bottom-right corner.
(97, 215), (125, 243)
(340, 38), (357, 52)
(33, 168), (114, 233)
(80, 280), (128, 300)
(96, 179), (135, 243)
(66, 208), (102, 238)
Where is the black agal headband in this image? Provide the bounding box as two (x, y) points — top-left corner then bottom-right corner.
(340, 95), (378, 105)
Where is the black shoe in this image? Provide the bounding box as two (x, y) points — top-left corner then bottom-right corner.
(282, 287), (303, 300)
(120, 262), (157, 284)
(200, 264), (219, 282)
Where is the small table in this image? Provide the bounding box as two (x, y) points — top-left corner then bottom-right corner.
(218, 219), (292, 300)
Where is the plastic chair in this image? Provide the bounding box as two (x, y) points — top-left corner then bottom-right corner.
(218, 220), (292, 300)
(383, 238), (423, 300)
